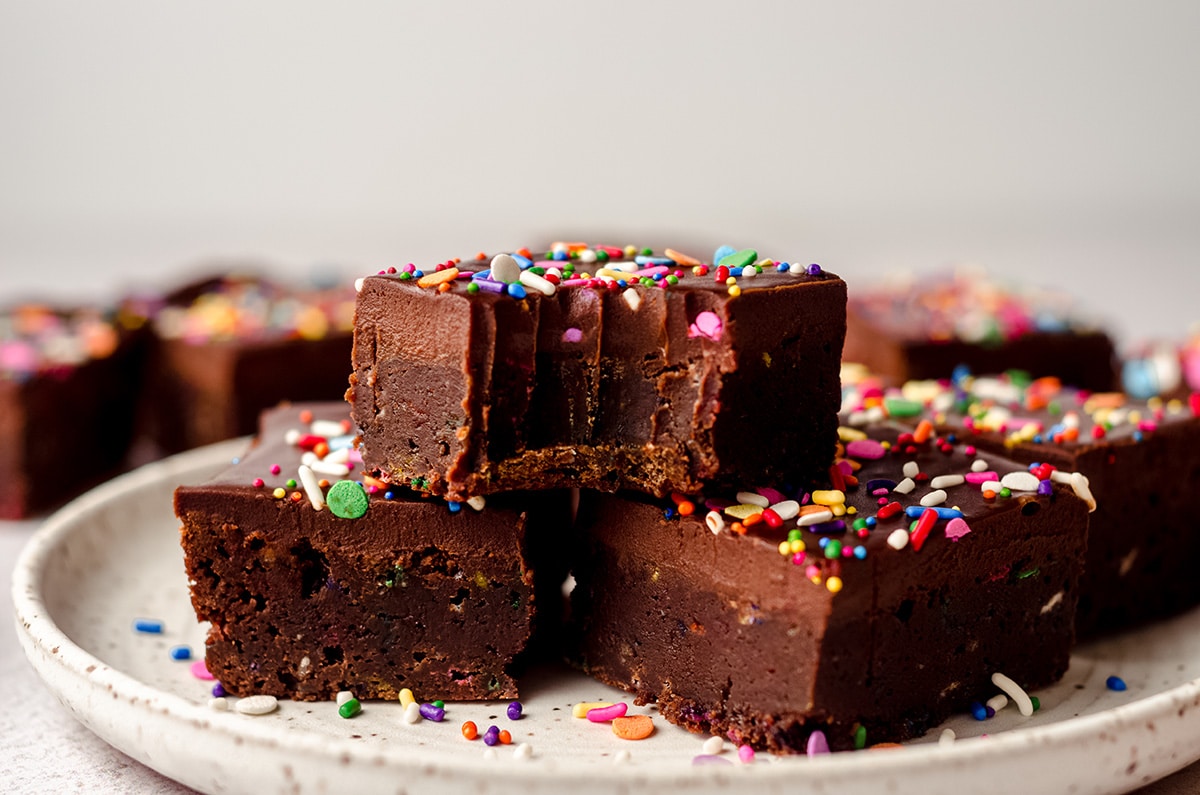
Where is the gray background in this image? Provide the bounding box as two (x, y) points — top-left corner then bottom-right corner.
(2, 1), (1198, 345)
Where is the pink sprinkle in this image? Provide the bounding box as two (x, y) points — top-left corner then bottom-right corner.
(190, 660), (215, 681)
(586, 702), (628, 722)
(561, 278), (590, 287)
(738, 744), (756, 763)
(965, 471), (999, 484)
(632, 266), (670, 278)
(846, 439), (886, 460)
(945, 517), (972, 541)
(1138, 420), (1157, 433)
(806, 730), (830, 756)
(270, 464), (281, 475)
(756, 487), (788, 504)
(964, 445), (977, 456)
(688, 311), (723, 341)
(562, 327), (583, 344)
(252, 478), (264, 488)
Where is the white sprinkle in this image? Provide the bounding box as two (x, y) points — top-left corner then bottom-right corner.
(920, 489), (948, 507)
(298, 465), (325, 510)
(902, 461), (920, 479)
(1070, 471), (1096, 512)
(614, 750), (632, 765)
(1040, 590), (1065, 614)
(702, 736), (724, 755)
(483, 747), (498, 760)
(301, 451), (319, 467)
(705, 511), (725, 535)
(324, 447), (351, 465)
(887, 529), (910, 550)
(310, 460), (351, 478)
(403, 701), (423, 723)
(578, 249), (597, 264)
(284, 429), (301, 445)
(310, 420), (346, 437)
(520, 269), (557, 296)
(769, 500), (800, 521)
(736, 491), (770, 508)
(991, 672), (1034, 717)
(981, 480), (1003, 493)
(986, 694), (1009, 712)
(513, 743), (533, 760)
(893, 477), (916, 495)
(208, 698), (228, 711)
(354, 277), (365, 292)
(466, 495), (486, 511)
(336, 690), (355, 706)
(740, 266), (757, 279)
(938, 728), (955, 746)
(622, 288), (642, 311)
(490, 253), (522, 283)
(797, 510), (834, 527)
(1000, 471), (1041, 492)
(297, 656), (311, 677)
(235, 695), (278, 715)
(971, 459), (990, 472)
(930, 475), (965, 489)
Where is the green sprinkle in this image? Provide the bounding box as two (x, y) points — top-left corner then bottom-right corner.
(466, 282), (480, 294)
(666, 275), (678, 285)
(433, 700), (445, 709)
(853, 723), (867, 750)
(530, 266), (545, 276)
(999, 487), (1012, 499)
(594, 250), (608, 262)
(852, 518), (868, 531)
(787, 529), (803, 542)
(1017, 567), (1040, 580)
(338, 698), (361, 718)
(285, 478), (298, 489)
(824, 540), (843, 559)
(717, 248), (757, 270)
(327, 480), (369, 519)
(1031, 696), (1040, 711)
(398, 271), (412, 281)
(640, 247), (653, 256)
(884, 397), (924, 418)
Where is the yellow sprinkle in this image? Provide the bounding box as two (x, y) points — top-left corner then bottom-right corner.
(272, 487), (286, 499)
(845, 506), (857, 516)
(826, 576), (843, 594)
(778, 541), (790, 556)
(399, 688), (416, 708)
(725, 503), (764, 520)
(727, 285), (742, 297)
(838, 426), (867, 442)
(789, 539), (806, 554)
(573, 701), (614, 719)
(831, 504), (846, 517)
(811, 490), (846, 506)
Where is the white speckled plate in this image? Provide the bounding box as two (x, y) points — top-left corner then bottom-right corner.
(13, 440), (1200, 795)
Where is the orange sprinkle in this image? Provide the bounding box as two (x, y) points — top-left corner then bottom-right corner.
(318, 479), (330, 488)
(314, 441), (329, 458)
(665, 248), (702, 267)
(677, 500), (695, 517)
(730, 522), (747, 535)
(1063, 427), (1079, 442)
(474, 251), (488, 261)
(869, 742), (904, 751)
(611, 715), (655, 740)
(290, 492), (303, 502)
(517, 248), (532, 259)
(299, 409), (314, 423)
(362, 474), (389, 490)
(461, 721), (478, 740)
(417, 267), (460, 288)
(913, 419), (934, 444)
(437, 282), (452, 293)
(742, 512), (763, 527)
(799, 504), (831, 517)
(983, 489), (996, 500)
(498, 729), (512, 745)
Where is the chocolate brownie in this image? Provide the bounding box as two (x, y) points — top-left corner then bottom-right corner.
(0, 303), (145, 518)
(349, 243), (846, 500)
(876, 373), (1200, 637)
(570, 421), (1090, 752)
(142, 273), (355, 454)
(844, 268), (1117, 391)
(176, 402), (569, 701)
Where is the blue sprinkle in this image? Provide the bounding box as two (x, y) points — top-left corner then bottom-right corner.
(384, 490), (395, 500)
(552, 250), (568, 261)
(1107, 675), (1127, 691)
(945, 434), (957, 444)
(1133, 431), (1144, 443)
(951, 365), (972, 385)
(412, 270), (424, 279)
(713, 245), (736, 265)
(134, 619), (163, 634)
(777, 263), (789, 272)
(663, 508), (676, 520)
(506, 283), (527, 299)
(473, 269), (492, 280)
(447, 501), (462, 514)
(169, 645), (191, 660)
(652, 272), (663, 281)
(617, 280), (627, 288)
(818, 536), (830, 548)
(634, 255), (672, 266)
(970, 701), (988, 720)
(231, 457), (241, 465)
(865, 517), (877, 528)
(729, 266), (743, 277)
(1032, 435), (1043, 443)
(853, 545), (867, 560)
(512, 254), (532, 269)
(903, 506), (964, 520)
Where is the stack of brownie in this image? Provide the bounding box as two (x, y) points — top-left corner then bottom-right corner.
(176, 243), (1101, 753)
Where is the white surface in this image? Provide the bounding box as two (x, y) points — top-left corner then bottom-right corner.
(10, 442), (1200, 794)
(1, 1), (1199, 342)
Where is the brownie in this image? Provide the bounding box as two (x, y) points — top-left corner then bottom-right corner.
(142, 273), (356, 453)
(349, 244), (846, 500)
(881, 374), (1200, 637)
(844, 269), (1117, 391)
(176, 402), (569, 701)
(0, 303), (145, 518)
(569, 422), (1090, 752)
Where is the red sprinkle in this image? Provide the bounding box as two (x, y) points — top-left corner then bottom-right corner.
(910, 508), (938, 552)
(828, 464), (846, 492)
(296, 434), (325, 451)
(876, 501), (903, 520)
(761, 508), (783, 529)
(1189, 392), (1200, 417)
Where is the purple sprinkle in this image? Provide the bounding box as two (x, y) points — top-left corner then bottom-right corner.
(475, 279), (505, 294)
(807, 263), (823, 276)
(419, 703), (445, 722)
(212, 682), (226, 698)
(692, 754), (733, 766)
(507, 701), (523, 720)
(483, 726), (500, 746)
(1037, 480), (1054, 496)
(806, 730), (830, 756)
(562, 327), (583, 344)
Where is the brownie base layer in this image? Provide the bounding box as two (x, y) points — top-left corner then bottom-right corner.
(0, 330), (144, 519)
(350, 249), (846, 500)
(176, 403), (566, 701)
(570, 434), (1088, 751)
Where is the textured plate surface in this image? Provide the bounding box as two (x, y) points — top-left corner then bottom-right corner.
(13, 440), (1200, 795)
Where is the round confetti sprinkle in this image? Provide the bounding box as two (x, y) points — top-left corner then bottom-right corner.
(327, 480), (369, 519)
(235, 695), (279, 715)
